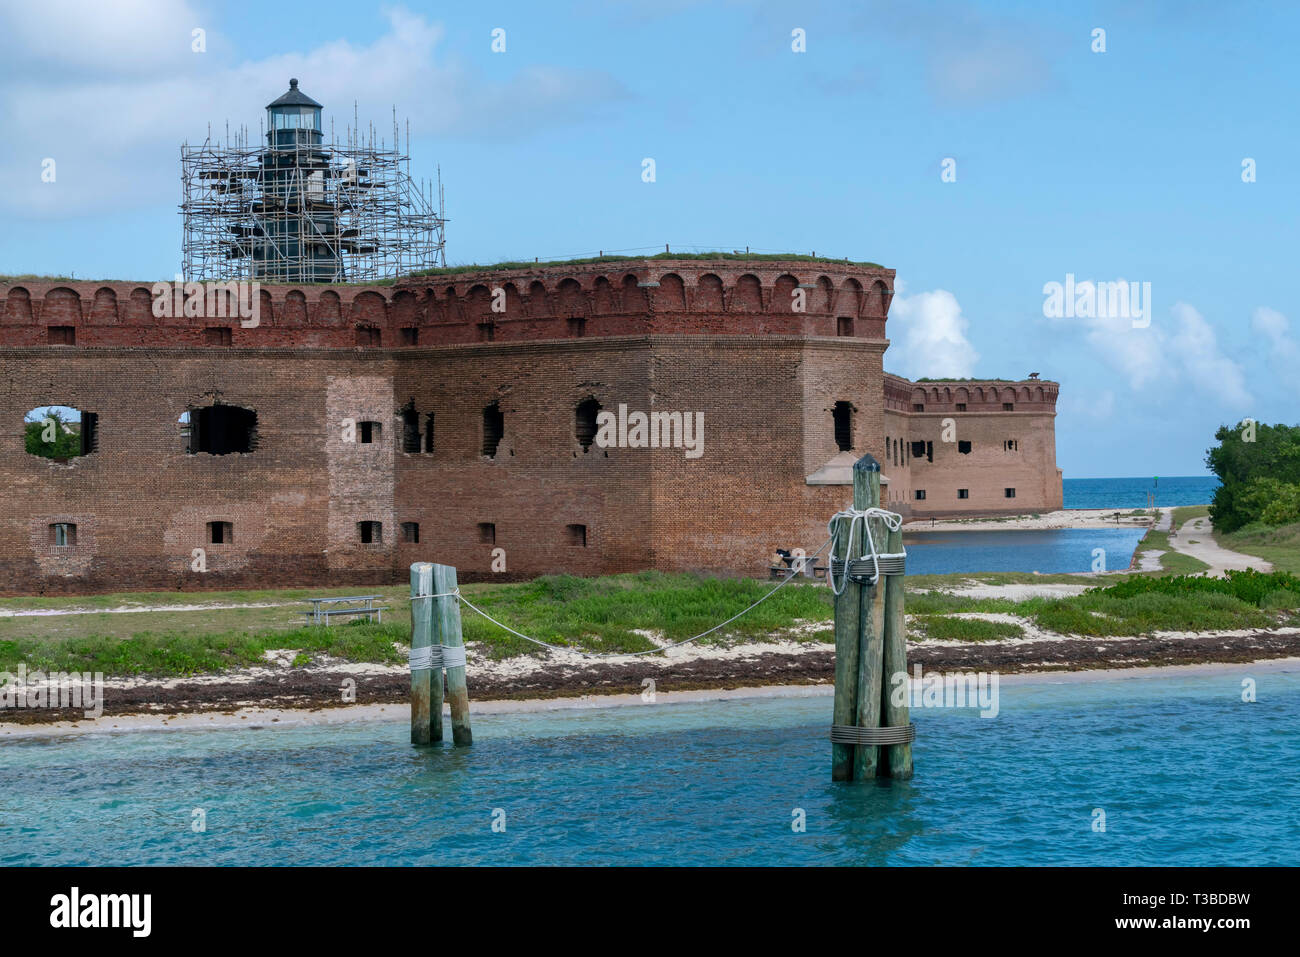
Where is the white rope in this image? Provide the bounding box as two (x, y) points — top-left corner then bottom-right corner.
(445, 536), (834, 659)
(826, 506), (905, 595)
(408, 643), (468, 671)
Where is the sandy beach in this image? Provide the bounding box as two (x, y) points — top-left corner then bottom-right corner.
(903, 507), (1159, 532)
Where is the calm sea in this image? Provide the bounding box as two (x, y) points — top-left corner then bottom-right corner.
(1063, 475), (1219, 510)
(3, 666), (1296, 866)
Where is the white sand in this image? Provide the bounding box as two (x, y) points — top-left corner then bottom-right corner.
(904, 507), (1158, 532)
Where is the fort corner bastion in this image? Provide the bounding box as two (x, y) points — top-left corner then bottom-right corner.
(0, 258), (1061, 594)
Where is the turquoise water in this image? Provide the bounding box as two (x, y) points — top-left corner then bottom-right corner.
(904, 528), (1147, 575)
(2, 667), (1297, 866)
(1063, 475), (1219, 509)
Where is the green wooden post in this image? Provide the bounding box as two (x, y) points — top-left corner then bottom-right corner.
(830, 470), (866, 782)
(432, 563), (472, 746)
(410, 563), (442, 745)
(881, 520), (913, 779)
(852, 459), (887, 781)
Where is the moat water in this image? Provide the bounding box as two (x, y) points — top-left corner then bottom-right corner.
(903, 528), (1147, 575)
(1, 665), (1295, 865)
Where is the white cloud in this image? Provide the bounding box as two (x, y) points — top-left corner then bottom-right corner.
(887, 288), (980, 378)
(1251, 306), (1300, 392)
(1063, 300), (1252, 409)
(0, 4), (628, 219)
(1168, 303), (1252, 407)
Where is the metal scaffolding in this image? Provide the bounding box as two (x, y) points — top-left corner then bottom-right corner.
(181, 109), (446, 283)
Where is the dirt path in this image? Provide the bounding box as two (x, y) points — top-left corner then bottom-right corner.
(1168, 515), (1271, 576)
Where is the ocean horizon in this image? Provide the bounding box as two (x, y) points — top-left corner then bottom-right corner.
(1062, 475), (1219, 510)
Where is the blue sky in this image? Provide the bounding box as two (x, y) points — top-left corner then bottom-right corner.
(2, 0), (1296, 478)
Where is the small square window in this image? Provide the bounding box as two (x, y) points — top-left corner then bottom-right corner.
(914, 490), (927, 501)
(957, 440), (971, 454)
(912, 403), (924, 412)
(207, 521), (233, 545)
(48, 326), (75, 345)
(356, 326), (381, 347)
(50, 523), (77, 546)
(836, 317), (854, 337)
(958, 489), (969, 500)
(478, 522), (496, 545)
(204, 327), (232, 346)
(358, 421), (380, 444)
(359, 521), (383, 544)
(567, 317), (586, 337)
(400, 327), (419, 346)
(566, 523), (587, 546)
(401, 522), (420, 543)
(479, 321), (495, 342)
(955, 402), (966, 412)
(1005, 488), (1016, 499)
(1003, 402), (1014, 411)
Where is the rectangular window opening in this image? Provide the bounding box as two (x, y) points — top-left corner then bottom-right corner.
(566, 523), (587, 547)
(50, 523), (77, 547)
(958, 488), (969, 500)
(400, 327), (419, 346)
(356, 326), (381, 347)
(914, 490), (927, 501)
(567, 317), (586, 337)
(1005, 488), (1017, 499)
(207, 521), (233, 545)
(836, 317), (854, 337)
(401, 522), (420, 544)
(204, 327), (232, 346)
(48, 326), (75, 345)
(957, 440), (972, 454)
(359, 521), (383, 544)
(478, 522), (496, 545)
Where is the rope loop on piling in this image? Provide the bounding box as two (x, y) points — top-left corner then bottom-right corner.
(829, 723), (916, 745)
(826, 506), (906, 595)
(407, 643), (468, 672)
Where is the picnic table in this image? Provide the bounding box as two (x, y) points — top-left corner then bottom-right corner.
(301, 594), (387, 625)
(769, 551), (826, 580)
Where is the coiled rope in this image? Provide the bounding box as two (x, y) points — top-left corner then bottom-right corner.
(826, 506), (906, 595)
(411, 536), (834, 662)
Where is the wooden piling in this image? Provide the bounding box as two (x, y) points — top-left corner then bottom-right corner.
(880, 519), (913, 779)
(830, 471), (866, 782)
(410, 563), (442, 745)
(432, 563), (472, 746)
(853, 461), (887, 781)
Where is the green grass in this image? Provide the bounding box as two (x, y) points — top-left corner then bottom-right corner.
(911, 616), (1024, 642)
(1172, 504), (1210, 528)
(1133, 529), (1212, 576)
(1219, 521), (1300, 575)
(3, 566), (1294, 680)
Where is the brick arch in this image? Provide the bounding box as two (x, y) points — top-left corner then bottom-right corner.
(258, 289), (275, 325)
(557, 277), (586, 316)
(525, 280), (550, 318)
(911, 388), (926, 404)
(832, 278), (863, 318)
(283, 290), (309, 325)
(349, 290), (386, 325)
(1034, 386), (1045, 402)
(696, 273), (724, 313)
(811, 276), (835, 313)
(44, 287), (83, 324)
(955, 387), (969, 403)
(622, 274), (648, 312)
(1019, 386), (1031, 402)
(772, 274), (799, 313)
(465, 284), (493, 320)
(122, 287), (152, 323)
(390, 289), (420, 325)
(731, 273), (763, 312)
(318, 289), (342, 322)
(656, 273), (686, 311)
(3, 287), (32, 324)
(441, 285), (462, 323)
(592, 276), (616, 313)
(89, 287), (118, 324)
(500, 282), (525, 317)
(865, 279), (890, 317)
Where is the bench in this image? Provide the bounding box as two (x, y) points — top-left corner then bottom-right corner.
(770, 551), (826, 580)
(302, 594), (387, 625)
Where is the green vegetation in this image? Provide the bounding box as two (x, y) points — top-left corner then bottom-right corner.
(408, 250), (882, 278)
(1132, 529), (1211, 576)
(1206, 421), (1300, 532)
(911, 616), (1024, 642)
(1218, 522), (1300, 575)
(1172, 504), (1210, 528)
(23, 408), (81, 459)
(3, 568), (1296, 680)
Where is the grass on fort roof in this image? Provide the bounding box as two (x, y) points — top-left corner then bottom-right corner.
(0, 253), (885, 289)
